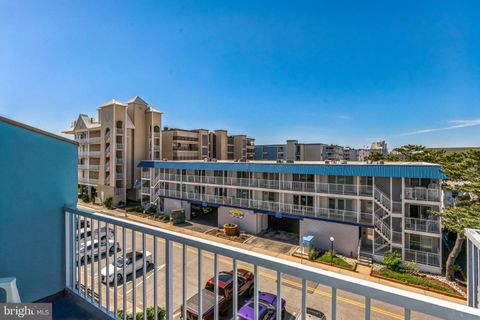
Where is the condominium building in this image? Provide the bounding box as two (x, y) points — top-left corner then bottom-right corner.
(140, 160), (444, 273)
(255, 140), (358, 161)
(162, 128), (255, 161)
(370, 140), (389, 155)
(63, 96), (162, 205)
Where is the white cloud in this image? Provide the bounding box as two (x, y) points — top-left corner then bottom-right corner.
(396, 119), (480, 137)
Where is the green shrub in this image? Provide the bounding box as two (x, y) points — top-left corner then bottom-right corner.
(453, 264), (465, 279)
(81, 194), (90, 203)
(147, 205), (157, 214)
(379, 268), (454, 293)
(404, 260), (420, 275)
(118, 307), (165, 320)
(383, 252), (402, 271)
(317, 254), (352, 268)
(104, 197), (113, 209)
(127, 205), (144, 213)
(308, 249), (319, 261)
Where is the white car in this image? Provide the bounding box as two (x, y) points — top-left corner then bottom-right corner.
(76, 239), (118, 263)
(296, 308), (327, 320)
(101, 251), (153, 284)
(76, 226), (114, 241)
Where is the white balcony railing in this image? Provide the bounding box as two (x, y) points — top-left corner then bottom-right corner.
(88, 137), (101, 144)
(89, 165), (100, 171)
(65, 207), (480, 320)
(116, 128), (124, 135)
(405, 217), (441, 234)
(78, 178), (98, 185)
(155, 173), (373, 196)
(157, 189), (371, 225)
(141, 187), (150, 195)
(405, 187), (441, 202)
(141, 171), (150, 179)
(404, 248), (441, 267)
(116, 144), (124, 150)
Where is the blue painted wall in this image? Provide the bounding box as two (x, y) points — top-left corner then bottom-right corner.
(0, 120), (77, 302)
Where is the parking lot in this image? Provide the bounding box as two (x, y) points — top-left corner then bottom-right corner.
(75, 223), (438, 320)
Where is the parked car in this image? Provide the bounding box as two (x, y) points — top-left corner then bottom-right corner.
(205, 269), (254, 297)
(76, 225), (114, 241)
(76, 239), (118, 263)
(101, 250), (153, 284)
(182, 269), (254, 319)
(237, 292), (286, 320)
(296, 308), (327, 320)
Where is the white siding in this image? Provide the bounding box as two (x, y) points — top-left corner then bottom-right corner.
(300, 219), (359, 258)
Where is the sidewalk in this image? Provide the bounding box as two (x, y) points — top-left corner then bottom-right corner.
(77, 202), (465, 305)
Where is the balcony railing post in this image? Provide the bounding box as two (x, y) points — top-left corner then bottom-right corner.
(331, 287), (337, 320)
(166, 239), (173, 320)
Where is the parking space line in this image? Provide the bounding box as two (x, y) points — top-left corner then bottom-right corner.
(126, 264), (166, 295)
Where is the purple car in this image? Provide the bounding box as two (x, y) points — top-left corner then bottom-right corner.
(237, 292), (286, 320)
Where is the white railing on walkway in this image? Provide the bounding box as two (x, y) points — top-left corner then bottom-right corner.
(155, 173), (373, 197)
(404, 249), (440, 267)
(65, 207), (480, 320)
(405, 187), (441, 202)
(157, 189), (371, 225)
(405, 217), (441, 234)
(78, 178), (98, 185)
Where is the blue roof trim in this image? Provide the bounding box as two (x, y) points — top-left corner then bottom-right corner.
(138, 161), (446, 179)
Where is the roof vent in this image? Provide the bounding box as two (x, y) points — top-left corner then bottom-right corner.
(203, 157), (209, 162)
(162, 158), (168, 161)
(325, 160), (330, 164)
(211, 158), (217, 162)
(379, 160), (385, 164)
(286, 160), (295, 164)
(276, 159), (284, 163)
(340, 160), (347, 164)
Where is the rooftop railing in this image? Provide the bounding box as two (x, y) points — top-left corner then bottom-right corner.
(65, 207), (480, 320)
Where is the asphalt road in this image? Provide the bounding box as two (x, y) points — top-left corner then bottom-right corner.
(75, 217), (438, 320)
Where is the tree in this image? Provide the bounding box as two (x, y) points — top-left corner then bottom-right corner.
(379, 144), (480, 281)
(431, 149), (480, 281)
(364, 151), (387, 162)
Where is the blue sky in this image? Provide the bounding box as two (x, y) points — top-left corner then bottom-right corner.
(1, 1), (479, 148)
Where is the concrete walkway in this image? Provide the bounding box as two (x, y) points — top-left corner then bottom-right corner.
(76, 202), (465, 305)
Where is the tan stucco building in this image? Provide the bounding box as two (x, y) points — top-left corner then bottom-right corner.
(162, 128), (255, 160)
(64, 96), (162, 205)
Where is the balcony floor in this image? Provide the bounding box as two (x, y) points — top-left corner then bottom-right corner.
(52, 292), (111, 320)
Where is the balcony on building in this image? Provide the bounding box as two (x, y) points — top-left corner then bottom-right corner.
(2, 117), (480, 320)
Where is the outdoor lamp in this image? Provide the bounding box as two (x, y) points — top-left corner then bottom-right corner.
(329, 236), (335, 265)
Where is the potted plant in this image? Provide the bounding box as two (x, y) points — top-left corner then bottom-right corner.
(224, 223), (238, 236)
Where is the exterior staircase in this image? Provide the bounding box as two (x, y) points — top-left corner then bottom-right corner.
(373, 186), (393, 255)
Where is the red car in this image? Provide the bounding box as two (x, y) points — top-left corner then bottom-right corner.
(182, 269), (254, 319)
(205, 268), (254, 298)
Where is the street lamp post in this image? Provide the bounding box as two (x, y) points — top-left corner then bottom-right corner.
(330, 236), (335, 266)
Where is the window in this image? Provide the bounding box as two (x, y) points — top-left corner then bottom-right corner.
(329, 198), (353, 211)
(329, 176), (354, 184)
(293, 195), (313, 206)
(409, 234), (433, 252)
(409, 205), (432, 219)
